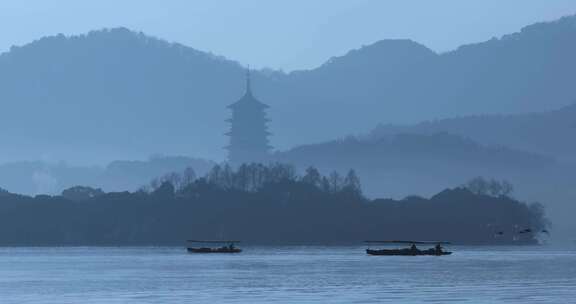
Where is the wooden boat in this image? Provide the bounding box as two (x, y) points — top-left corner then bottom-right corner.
(365, 240), (452, 256)
(187, 247), (242, 253)
(366, 248), (452, 256)
(186, 240), (242, 254)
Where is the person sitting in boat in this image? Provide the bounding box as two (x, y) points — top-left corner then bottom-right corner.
(434, 243), (443, 255)
(410, 244), (418, 252)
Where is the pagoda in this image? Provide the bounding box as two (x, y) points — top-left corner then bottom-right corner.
(225, 69), (272, 165)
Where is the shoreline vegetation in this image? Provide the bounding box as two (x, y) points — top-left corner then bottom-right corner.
(0, 163), (548, 246)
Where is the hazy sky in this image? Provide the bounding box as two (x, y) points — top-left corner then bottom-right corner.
(1, 0), (575, 70)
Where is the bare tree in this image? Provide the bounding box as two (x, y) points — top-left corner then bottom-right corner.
(464, 177), (514, 197)
(501, 180), (514, 197)
(302, 167), (322, 188)
(343, 169), (362, 197)
(464, 177), (490, 195)
(181, 167), (197, 189)
(328, 171), (343, 193)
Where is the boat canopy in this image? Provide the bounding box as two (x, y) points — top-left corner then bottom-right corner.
(365, 240), (451, 244)
(186, 240), (241, 243)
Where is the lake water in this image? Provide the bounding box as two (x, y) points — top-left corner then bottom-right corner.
(0, 246), (575, 303)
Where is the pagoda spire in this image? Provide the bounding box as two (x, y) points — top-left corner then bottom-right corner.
(245, 66), (252, 95)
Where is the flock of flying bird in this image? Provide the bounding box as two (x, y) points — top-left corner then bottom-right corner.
(494, 228), (549, 237)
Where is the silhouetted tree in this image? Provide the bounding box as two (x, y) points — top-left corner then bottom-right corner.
(500, 180), (514, 197)
(328, 171), (343, 193)
(181, 167), (197, 189)
(464, 177), (490, 195)
(61, 186), (104, 201)
(464, 177), (514, 197)
(320, 176), (331, 193)
(302, 167), (322, 187)
(342, 169), (362, 198)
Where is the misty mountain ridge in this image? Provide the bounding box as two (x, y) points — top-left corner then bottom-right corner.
(274, 133), (560, 199)
(311, 39), (436, 72)
(0, 132), (558, 197)
(1, 15), (576, 162)
(370, 103), (576, 163)
(276, 133), (556, 170)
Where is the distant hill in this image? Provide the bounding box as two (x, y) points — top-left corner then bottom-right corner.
(0, 28), (250, 162)
(275, 133), (559, 197)
(370, 103), (576, 163)
(0, 156), (214, 195)
(2, 16), (576, 161)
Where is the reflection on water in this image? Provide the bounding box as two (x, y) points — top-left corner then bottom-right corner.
(0, 246), (575, 303)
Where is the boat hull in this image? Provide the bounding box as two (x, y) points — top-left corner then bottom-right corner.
(187, 247), (242, 254)
(366, 249), (452, 256)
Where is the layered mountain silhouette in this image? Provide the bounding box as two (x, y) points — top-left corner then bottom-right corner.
(370, 103), (576, 163)
(1, 15), (576, 162)
(275, 133), (561, 198)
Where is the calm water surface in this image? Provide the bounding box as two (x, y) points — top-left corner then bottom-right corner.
(0, 246), (575, 303)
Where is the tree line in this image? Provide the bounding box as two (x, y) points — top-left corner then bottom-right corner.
(142, 163), (363, 201)
(0, 163), (548, 245)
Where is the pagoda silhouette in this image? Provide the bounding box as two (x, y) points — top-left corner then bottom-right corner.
(225, 69), (272, 165)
